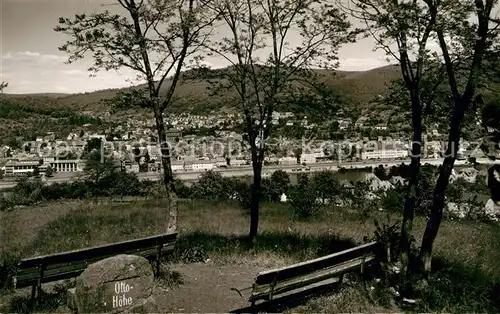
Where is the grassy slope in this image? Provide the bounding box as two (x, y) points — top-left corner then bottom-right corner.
(1, 197), (499, 312)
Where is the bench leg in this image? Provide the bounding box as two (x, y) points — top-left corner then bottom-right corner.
(31, 284), (38, 310)
(156, 243), (162, 276)
(31, 284), (37, 301)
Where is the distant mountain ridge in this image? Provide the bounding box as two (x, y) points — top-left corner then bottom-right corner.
(3, 64), (402, 116)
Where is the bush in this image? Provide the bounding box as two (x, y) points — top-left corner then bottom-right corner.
(0, 170), (146, 210)
(0, 251), (21, 291)
(191, 171), (231, 201)
(381, 189), (405, 212)
(310, 170), (341, 204)
(288, 182), (322, 220)
(173, 180), (192, 198)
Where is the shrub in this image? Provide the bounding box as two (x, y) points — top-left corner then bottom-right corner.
(381, 189), (405, 212)
(0, 251), (21, 291)
(310, 170), (341, 204)
(191, 171), (231, 201)
(173, 180), (192, 199)
(288, 183), (322, 220)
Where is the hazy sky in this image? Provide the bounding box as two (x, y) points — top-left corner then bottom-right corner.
(0, 0), (393, 94)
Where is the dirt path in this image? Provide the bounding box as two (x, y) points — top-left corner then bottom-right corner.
(155, 262), (264, 312)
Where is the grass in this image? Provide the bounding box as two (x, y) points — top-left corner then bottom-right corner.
(1, 197), (499, 312)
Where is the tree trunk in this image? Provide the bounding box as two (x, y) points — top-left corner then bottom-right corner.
(420, 98), (465, 272)
(249, 158), (262, 241)
(419, 155), (454, 271)
(154, 108), (178, 233)
(400, 89), (422, 273)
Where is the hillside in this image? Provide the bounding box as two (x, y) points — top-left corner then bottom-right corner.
(0, 65), (405, 146)
(4, 65), (403, 117)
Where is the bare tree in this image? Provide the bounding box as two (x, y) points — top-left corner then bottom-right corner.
(202, 0), (355, 240)
(343, 0), (439, 273)
(55, 0), (217, 231)
(0, 81), (7, 93)
(419, 0), (499, 272)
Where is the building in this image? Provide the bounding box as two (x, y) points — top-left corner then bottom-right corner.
(338, 120), (351, 131)
(361, 141), (408, 160)
(166, 128), (183, 139)
(184, 159), (214, 172)
(300, 152), (325, 164)
(215, 158), (227, 167)
(45, 159), (85, 172)
(171, 160), (185, 172)
(279, 157), (296, 165)
(4, 158), (41, 175)
(375, 124), (388, 130)
(231, 158), (249, 166)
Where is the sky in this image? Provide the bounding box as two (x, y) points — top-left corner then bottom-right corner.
(0, 0), (394, 94)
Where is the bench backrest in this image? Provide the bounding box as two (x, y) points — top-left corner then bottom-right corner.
(14, 232), (178, 288)
(18, 232), (178, 268)
(255, 241), (379, 286)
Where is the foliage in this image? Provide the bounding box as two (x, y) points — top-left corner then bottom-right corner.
(173, 180), (192, 199)
(288, 178), (322, 220)
(201, 0), (356, 238)
(416, 164), (437, 215)
(261, 170), (291, 202)
(84, 150), (118, 187)
(0, 81), (7, 93)
(374, 165), (389, 181)
(54, 0), (218, 202)
(190, 171), (232, 201)
(381, 188), (405, 213)
(0, 97), (101, 124)
(364, 219), (402, 263)
(310, 170), (341, 204)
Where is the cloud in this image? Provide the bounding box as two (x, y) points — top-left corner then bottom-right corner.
(337, 56), (393, 71)
(1, 51), (137, 94)
(0, 49), (396, 94)
(18, 51), (41, 57)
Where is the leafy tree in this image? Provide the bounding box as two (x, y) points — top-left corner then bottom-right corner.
(201, 0), (355, 240)
(419, 0), (499, 271)
(480, 99), (500, 202)
(293, 147), (303, 165)
(347, 0), (500, 272)
(288, 179), (322, 220)
(45, 165), (54, 178)
(374, 165), (388, 181)
(32, 166), (40, 179)
(345, 0), (441, 273)
(416, 165), (436, 216)
(110, 169), (142, 198)
(0, 81), (7, 93)
(55, 0), (217, 229)
(84, 148), (118, 188)
(270, 170), (290, 196)
(310, 170), (341, 204)
(329, 121), (340, 138)
(191, 171), (230, 201)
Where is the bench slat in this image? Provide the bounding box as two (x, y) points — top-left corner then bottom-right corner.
(16, 244), (175, 279)
(255, 242), (379, 285)
(250, 254), (375, 302)
(15, 244), (175, 288)
(18, 232), (178, 268)
(14, 234), (177, 289)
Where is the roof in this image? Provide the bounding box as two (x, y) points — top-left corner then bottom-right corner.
(6, 159), (40, 166)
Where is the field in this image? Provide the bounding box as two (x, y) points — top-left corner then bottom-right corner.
(1, 197), (499, 312)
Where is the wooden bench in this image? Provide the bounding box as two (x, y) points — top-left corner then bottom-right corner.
(13, 232), (178, 303)
(234, 241), (380, 308)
